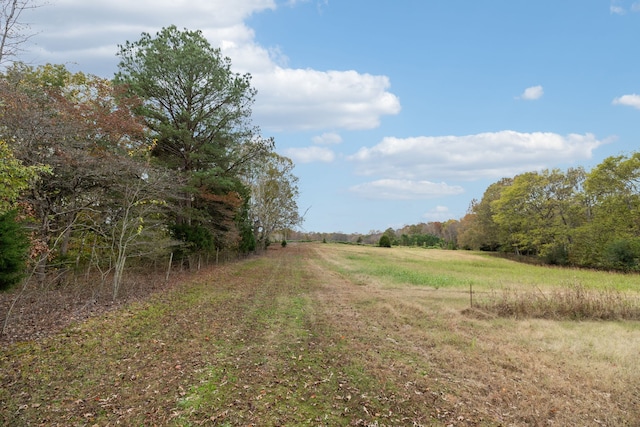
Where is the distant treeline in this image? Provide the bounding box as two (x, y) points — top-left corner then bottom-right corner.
(294, 152), (640, 272)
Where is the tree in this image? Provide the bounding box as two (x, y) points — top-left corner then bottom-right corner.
(0, 139), (47, 214)
(379, 234), (392, 248)
(115, 25), (272, 253)
(0, 209), (29, 290)
(0, 63), (149, 281)
(457, 178), (512, 251)
(89, 162), (176, 299)
(248, 153), (301, 249)
(576, 153), (640, 268)
(0, 0), (40, 65)
(0, 139), (46, 290)
(491, 169), (585, 258)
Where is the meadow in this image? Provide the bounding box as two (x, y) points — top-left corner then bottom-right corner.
(1, 243), (639, 426)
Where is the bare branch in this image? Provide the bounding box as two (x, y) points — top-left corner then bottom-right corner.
(0, 0), (43, 66)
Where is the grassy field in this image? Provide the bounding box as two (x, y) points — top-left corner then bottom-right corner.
(2, 243), (640, 426)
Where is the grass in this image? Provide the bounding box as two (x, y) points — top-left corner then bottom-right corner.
(478, 283), (640, 320)
(2, 243), (640, 425)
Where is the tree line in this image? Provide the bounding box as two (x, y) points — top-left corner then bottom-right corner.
(0, 26), (302, 296)
(295, 153), (640, 273)
(457, 156), (640, 271)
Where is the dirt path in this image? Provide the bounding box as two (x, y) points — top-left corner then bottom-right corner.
(1, 243), (638, 426)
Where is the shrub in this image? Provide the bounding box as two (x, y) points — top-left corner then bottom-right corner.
(603, 239), (639, 271)
(542, 243), (569, 266)
(281, 239), (287, 248)
(379, 235), (392, 248)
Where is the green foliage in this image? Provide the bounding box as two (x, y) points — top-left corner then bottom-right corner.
(379, 235), (392, 248)
(281, 239), (287, 248)
(170, 223), (214, 254)
(0, 210), (30, 290)
(399, 232), (445, 247)
(0, 140), (48, 214)
(237, 218), (257, 253)
(249, 153), (301, 249)
(115, 25), (273, 254)
(603, 239), (639, 271)
(541, 243), (570, 266)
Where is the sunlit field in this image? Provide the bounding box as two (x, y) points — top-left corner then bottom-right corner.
(314, 242), (640, 292)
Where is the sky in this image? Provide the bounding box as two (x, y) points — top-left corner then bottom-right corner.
(19, 0), (640, 234)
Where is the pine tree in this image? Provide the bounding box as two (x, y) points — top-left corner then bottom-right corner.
(0, 210), (30, 290)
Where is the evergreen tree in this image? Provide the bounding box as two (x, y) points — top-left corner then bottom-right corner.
(0, 210), (30, 290)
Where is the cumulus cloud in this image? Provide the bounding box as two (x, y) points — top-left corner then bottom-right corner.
(312, 132), (343, 145)
(349, 180), (464, 200)
(612, 94), (640, 109)
(284, 146), (335, 163)
(252, 69), (401, 131)
(349, 131), (606, 181)
(518, 85), (544, 100)
(25, 0), (400, 133)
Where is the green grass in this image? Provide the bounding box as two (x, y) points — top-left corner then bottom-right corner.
(320, 243), (640, 292)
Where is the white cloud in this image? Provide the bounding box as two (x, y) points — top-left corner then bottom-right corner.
(423, 206), (452, 222)
(284, 146), (335, 163)
(612, 94), (640, 109)
(24, 0), (400, 134)
(252, 68), (401, 131)
(349, 131), (606, 181)
(349, 180), (464, 200)
(312, 132), (343, 145)
(611, 5), (626, 14)
(610, 0), (640, 14)
(518, 85), (544, 100)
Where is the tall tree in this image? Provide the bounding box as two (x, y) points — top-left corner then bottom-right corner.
(457, 178), (512, 251)
(491, 169), (585, 259)
(248, 153), (301, 248)
(577, 153), (640, 269)
(114, 26), (272, 253)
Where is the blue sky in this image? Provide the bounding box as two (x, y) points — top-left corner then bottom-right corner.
(21, 0), (640, 233)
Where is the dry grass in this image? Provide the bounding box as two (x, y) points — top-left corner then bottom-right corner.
(310, 243), (640, 426)
(2, 243), (640, 426)
(478, 284), (640, 320)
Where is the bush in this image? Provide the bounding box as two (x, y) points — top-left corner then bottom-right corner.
(0, 210), (30, 291)
(281, 239), (287, 248)
(603, 239), (639, 271)
(379, 235), (392, 248)
(542, 243), (569, 266)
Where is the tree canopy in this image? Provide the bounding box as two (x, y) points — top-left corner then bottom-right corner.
(115, 25), (276, 255)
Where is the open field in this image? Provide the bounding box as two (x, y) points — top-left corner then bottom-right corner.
(2, 243), (640, 426)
